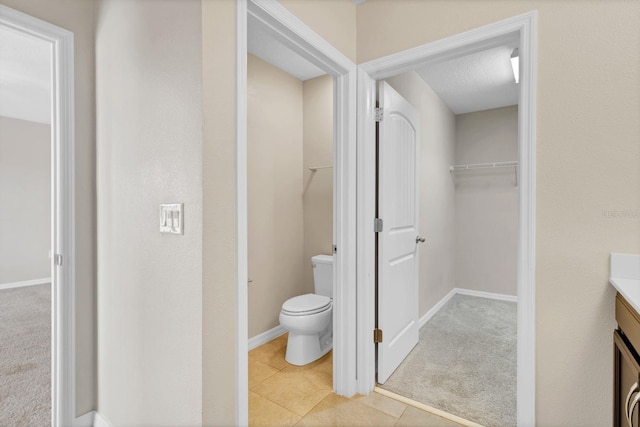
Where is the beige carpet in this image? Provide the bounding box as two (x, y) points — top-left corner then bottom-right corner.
(379, 294), (517, 427)
(0, 284), (51, 426)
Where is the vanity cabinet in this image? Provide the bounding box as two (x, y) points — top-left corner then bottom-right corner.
(615, 294), (640, 427)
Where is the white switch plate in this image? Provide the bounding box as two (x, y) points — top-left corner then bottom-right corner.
(160, 203), (184, 234)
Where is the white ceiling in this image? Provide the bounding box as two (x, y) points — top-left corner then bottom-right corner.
(0, 25), (51, 124)
(416, 45), (518, 115)
(247, 14), (326, 81)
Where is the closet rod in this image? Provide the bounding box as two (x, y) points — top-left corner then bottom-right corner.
(309, 165), (333, 172)
(449, 161), (518, 173)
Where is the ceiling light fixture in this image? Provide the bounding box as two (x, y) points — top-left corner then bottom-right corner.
(510, 48), (520, 84)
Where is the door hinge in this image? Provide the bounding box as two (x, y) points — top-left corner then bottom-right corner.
(54, 254), (63, 266)
(374, 328), (383, 343)
(374, 217), (383, 233)
(375, 107), (383, 122)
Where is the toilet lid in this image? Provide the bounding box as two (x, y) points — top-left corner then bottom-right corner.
(282, 294), (331, 316)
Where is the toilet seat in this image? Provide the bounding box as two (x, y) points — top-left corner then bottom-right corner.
(282, 294), (331, 316)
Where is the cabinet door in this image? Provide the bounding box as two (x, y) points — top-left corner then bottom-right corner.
(614, 330), (640, 427)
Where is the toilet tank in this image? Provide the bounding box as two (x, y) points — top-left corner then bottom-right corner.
(311, 254), (334, 298)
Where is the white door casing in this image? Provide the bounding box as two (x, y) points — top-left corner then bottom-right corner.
(357, 11), (537, 425)
(376, 81), (420, 384)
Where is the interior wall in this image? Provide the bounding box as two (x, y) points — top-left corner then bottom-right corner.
(357, 2), (640, 425)
(302, 75), (334, 291)
(279, 0), (356, 63)
(248, 54), (305, 338)
(95, 0), (203, 425)
(202, 0), (238, 423)
(0, 116), (50, 284)
(454, 106), (518, 296)
(0, 0), (97, 415)
(385, 72), (457, 318)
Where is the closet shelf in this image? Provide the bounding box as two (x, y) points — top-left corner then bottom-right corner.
(309, 165), (333, 172)
(449, 161), (519, 186)
(449, 161), (518, 173)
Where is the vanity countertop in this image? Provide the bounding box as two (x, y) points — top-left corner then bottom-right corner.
(610, 253), (640, 314)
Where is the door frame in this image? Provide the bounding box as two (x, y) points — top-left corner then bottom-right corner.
(0, 5), (76, 427)
(236, 0), (357, 423)
(356, 11), (538, 426)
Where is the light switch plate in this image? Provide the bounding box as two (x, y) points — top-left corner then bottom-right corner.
(160, 203), (184, 234)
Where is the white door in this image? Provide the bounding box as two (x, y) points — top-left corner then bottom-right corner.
(376, 81), (421, 384)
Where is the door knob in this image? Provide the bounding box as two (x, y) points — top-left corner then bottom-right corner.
(416, 236), (426, 244)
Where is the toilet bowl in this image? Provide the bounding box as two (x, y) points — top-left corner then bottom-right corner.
(279, 255), (333, 366)
(279, 294), (332, 366)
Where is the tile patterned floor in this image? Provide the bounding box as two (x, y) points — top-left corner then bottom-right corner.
(249, 334), (464, 426)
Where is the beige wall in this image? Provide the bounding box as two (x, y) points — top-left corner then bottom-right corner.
(303, 75), (334, 291)
(248, 54), (305, 338)
(357, 2), (640, 425)
(0, 116), (50, 284)
(0, 0), (96, 415)
(247, 61), (335, 338)
(95, 0), (203, 425)
(202, 0), (238, 423)
(385, 72), (457, 318)
(279, 0), (357, 63)
(454, 106), (518, 296)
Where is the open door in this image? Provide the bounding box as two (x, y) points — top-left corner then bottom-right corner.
(376, 81), (421, 384)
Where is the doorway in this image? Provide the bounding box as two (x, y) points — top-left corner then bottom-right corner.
(237, 0), (357, 423)
(246, 21), (336, 419)
(0, 5), (76, 426)
(0, 21), (52, 425)
(357, 11), (537, 426)
(375, 54), (520, 425)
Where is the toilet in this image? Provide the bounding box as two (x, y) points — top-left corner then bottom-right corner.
(279, 254), (333, 366)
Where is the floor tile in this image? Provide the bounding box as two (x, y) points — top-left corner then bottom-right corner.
(249, 391), (301, 426)
(249, 357), (280, 389)
(253, 368), (332, 417)
(250, 335), (465, 427)
(295, 393), (398, 426)
(310, 351), (332, 377)
(249, 334), (289, 370)
(351, 392), (407, 419)
(394, 406), (464, 427)
(279, 352), (333, 391)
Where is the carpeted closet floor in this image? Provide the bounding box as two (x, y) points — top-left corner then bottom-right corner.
(0, 284), (50, 426)
(379, 294), (517, 427)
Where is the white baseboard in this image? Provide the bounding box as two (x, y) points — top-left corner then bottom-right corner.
(454, 287), (518, 303)
(93, 412), (114, 427)
(248, 325), (286, 350)
(0, 277), (51, 291)
(74, 411), (95, 427)
(419, 287), (518, 329)
(419, 288), (458, 328)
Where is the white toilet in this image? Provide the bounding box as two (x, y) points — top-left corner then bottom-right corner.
(279, 254), (333, 366)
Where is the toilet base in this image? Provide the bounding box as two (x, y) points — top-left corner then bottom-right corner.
(285, 324), (332, 366)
